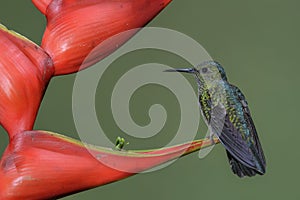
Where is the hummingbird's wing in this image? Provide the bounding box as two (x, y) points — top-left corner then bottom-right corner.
(210, 105), (258, 169)
(231, 85), (266, 168)
(209, 85), (266, 175)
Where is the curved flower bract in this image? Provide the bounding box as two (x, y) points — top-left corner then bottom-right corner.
(0, 25), (54, 138)
(0, 130), (218, 200)
(36, 0), (172, 75)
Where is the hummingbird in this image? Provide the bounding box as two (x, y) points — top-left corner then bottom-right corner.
(165, 61), (266, 177)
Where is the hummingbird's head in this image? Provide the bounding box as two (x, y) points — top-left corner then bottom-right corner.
(196, 61), (227, 82)
(165, 60), (228, 85)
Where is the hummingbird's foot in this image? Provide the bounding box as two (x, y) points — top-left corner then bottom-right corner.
(205, 134), (216, 145)
(115, 136), (129, 151)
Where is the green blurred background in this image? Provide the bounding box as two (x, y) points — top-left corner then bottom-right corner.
(0, 0), (299, 199)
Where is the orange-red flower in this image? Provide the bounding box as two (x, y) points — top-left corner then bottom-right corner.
(0, 2), (221, 200)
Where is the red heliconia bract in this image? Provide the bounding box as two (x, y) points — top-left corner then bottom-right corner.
(0, 130), (218, 200)
(0, 25), (54, 139)
(32, 0), (172, 75)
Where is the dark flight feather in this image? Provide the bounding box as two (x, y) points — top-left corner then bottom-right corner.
(209, 85), (266, 177)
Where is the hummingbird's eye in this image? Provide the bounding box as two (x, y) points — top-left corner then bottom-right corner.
(201, 67), (208, 73)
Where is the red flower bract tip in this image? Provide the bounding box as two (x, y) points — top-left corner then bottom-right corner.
(31, 0), (52, 15)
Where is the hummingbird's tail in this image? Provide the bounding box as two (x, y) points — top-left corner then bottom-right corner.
(226, 151), (264, 177)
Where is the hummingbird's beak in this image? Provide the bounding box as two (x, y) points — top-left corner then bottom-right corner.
(164, 68), (195, 74)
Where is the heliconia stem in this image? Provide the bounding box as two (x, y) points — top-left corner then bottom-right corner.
(0, 130), (219, 200)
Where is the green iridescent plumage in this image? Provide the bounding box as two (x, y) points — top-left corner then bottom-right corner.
(166, 61), (266, 177)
